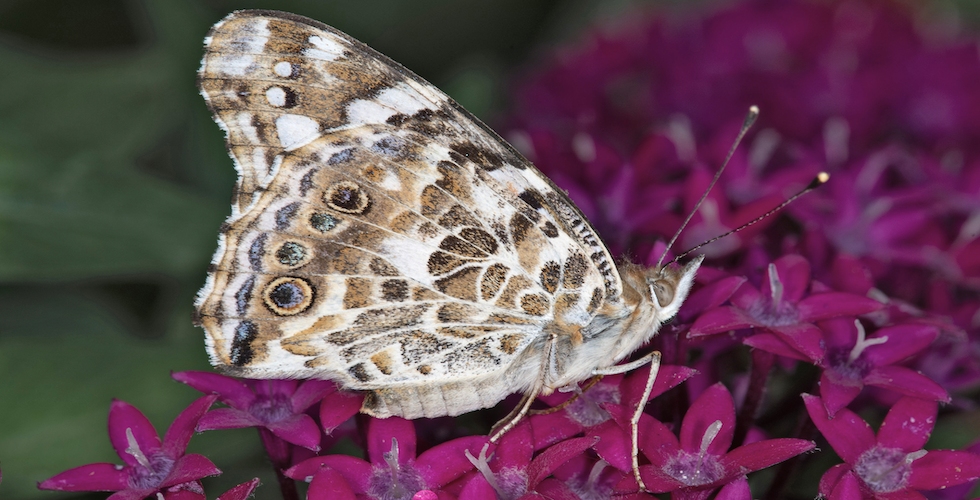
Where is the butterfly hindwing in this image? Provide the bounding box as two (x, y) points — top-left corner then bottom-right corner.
(195, 10), (622, 417)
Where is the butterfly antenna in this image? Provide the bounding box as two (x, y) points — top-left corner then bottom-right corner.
(669, 172), (830, 264)
(657, 106), (759, 268)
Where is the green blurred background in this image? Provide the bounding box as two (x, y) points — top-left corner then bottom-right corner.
(1, 0), (978, 499)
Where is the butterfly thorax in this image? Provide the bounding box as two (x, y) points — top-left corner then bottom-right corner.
(544, 256), (703, 391)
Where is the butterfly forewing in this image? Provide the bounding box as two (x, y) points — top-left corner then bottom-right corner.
(195, 10), (622, 418)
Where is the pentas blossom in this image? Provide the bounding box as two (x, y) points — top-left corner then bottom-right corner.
(804, 394), (980, 499)
(592, 383), (813, 499)
(286, 416), (488, 500)
(690, 254), (882, 360)
(528, 363), (696, 450)
(459, 420), (600, 499)
(747, 317), (948, 417)
(172, 371), (341, 451)
(39, 397), (221, 500)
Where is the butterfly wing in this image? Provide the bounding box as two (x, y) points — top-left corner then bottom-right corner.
(195, 10), (624, 417)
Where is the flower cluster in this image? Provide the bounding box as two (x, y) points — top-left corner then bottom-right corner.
(39, 0), (980, 499)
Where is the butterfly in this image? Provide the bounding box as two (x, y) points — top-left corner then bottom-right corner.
(194, 9), (702, 488)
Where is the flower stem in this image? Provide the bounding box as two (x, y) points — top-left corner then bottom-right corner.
(258, 427), (298, 500)
(733, 349), (774, 447)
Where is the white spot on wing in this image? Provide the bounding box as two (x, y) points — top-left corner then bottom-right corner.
(276, 114), (320, 151)
(305, 35), (345, 61)
(346, 83), (438, 125)
(274, 61), (293, 77)
(266, 87), (287, 107)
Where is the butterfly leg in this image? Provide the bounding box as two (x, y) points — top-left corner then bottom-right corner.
(488, 385), (540, 443)
(489, 332), (560, 442)
(592, 350), (662, 493)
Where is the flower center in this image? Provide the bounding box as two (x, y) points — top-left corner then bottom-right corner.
(248, 393), (293, 423)
(465, 443), (528, 500)
(369, 437), (426, 500)
(567, 459), (616, 500)
(563, 383), (620, 426)
(853, 445), (925, 493)
(747, 264), (799, 326)
(663, 420), (725, 487)
(827, 320), (887, 382)
(124, 428), (174, 490)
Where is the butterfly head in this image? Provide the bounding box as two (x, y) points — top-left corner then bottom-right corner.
(647, 254), (704, 319)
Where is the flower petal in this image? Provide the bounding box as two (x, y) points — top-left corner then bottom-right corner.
(367, 416), (416, 466)
(614, 464), (685, 494)
(290, 380), (336, 413)
(689, 306), (760, 336)
(319, 390), (363, 434)
(819, 371), (863, 418)
(307, 467), (357, 500)
(908, 450), (980, 490)
(171, 371), (256, 409)
(588, 419), (633, 472)
(877, 397), (937, 451)
(285, 455), (373, 493)
(714, 475), (751, 500)
(107, 488), (160, 500)
(108, 400), (162, 467)
(416, 436), (491, 487)
(803, 394), (875, 463)
(532, 477), (581, 499)
(529, 410), (587, 450)
(162, 454), (221, 487)
(493, 419), (534, 469)
(862, 324), (938, 366)
(680, 383), (734, 454)
(604, 403), (680, 467)
(620, 364), (696, 408)
(679, 275), (747, 322)
(162, 396), (217, 459)
(216, 478), (261, 500)
(458, 473), (499, 500)
(196, 407), (263, 431)
(769, 323), (825, 362)
(266, 413), (322, 451)
(38, 463), (130, 492)
(817, 463), (850, 499)
(743, 333), (811, 362)
(828, 470), (864, 500)
(864, 365), (950, 402)
(526, 437), (596, 487)
(163, 488), (207, 500)
(796, 293), (883, 322)
(722, 438), (815, 472)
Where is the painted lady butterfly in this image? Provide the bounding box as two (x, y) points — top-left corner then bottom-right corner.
(194, 9), (702, 486)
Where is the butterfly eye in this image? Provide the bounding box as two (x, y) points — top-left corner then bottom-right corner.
(650, 280), (675, 307)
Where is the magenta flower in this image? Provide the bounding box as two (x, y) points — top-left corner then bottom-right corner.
(595, 383), (813, 497)
(286, 416), (488, 500)
(39, 396), (221, 500)
(529, 363), (696, 450)
(803, 394), (980, 499)
(749, 317), (948, 417)
(690, 255), (882, 361)
(164, 478), (261, 500)
(172, 370), (339, 451)
(459, 420), (599, 499)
